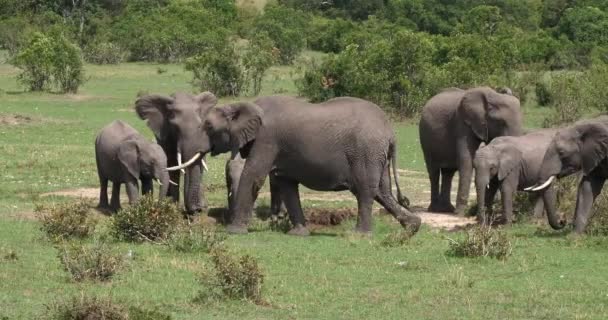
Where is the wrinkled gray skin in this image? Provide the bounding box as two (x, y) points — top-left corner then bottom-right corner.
(419, 87), (523, 214)
(135, 92), (218, 214)
(533, 116), (608, 234)
(95, 120), (169, 212)
(225, 153), (285, 223)
(197, 96), (420, 236)
(473, 129), (565, 229)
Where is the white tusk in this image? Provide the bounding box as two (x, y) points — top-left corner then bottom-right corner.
(155, 179), (162, 186)
(177, 152), (185, 174)
(169, 179), (178, 186)
(166, 153), (201, 171)
(524, 185), (536, 191)
(202, 158), (209, 172)
(531, 176), (555, 191)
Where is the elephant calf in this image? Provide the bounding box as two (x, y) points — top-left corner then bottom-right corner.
(473, 129), (565, 228)
(95, 120), (170, 212)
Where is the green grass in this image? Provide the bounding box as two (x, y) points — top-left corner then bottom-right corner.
(2, 59), (608, 319)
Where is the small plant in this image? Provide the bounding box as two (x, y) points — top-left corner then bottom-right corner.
(167, 225), (226, 253)
(447, 225), (512, 260)
(269, 214), (292, 233)
(380, 229), (415, 247)
(84, 42), (126, 65)
(36, 200), (96, 241)
(111, 195), (181, 243)
(535, 80), (552, 106)
(1, 247), (18, 261)
(58, 241), (123, 282)
(156, 67), (167, 74)
(44, 294), (127, 320)
(196, 247), (264, 304)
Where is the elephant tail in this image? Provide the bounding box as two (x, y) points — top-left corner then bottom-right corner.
(389, 141), (410, 209)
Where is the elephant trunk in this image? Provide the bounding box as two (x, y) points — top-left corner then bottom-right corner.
(546, 202), (566, 230)
(475, 172), (490, 224)
(157, 170), (170, 200)
(534, 144), (562, 190)
(184, 162), (203, 214)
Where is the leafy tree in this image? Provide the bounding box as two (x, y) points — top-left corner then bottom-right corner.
(558, 6), (608, 45)
(185, 42), (243, 97)
(242, 33), (277, 96)
(460, 5), (503, 36)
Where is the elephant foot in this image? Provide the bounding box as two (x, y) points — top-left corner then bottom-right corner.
(427, 202), (455, 213)
(354, 225), (372, 234)
(398, 215), (422, 234)
(454, 204), (469, 216)
(287, 224), (310, 236)
(226, 223), (249, 235)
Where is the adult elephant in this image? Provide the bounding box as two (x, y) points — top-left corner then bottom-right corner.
(135, 92), (217, 214)
(95, 120), (170, 212)
(529, 116), (608, 234)
(473, 129), (565, 228)
(419, 87), (523, 214)
(169, 96), (421, 236)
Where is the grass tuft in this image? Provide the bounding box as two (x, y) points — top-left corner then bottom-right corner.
(111, 195), (181, 243)
(447, 225), (512, 260)
(36, 200), (96, 241)
(57, 241), (123, 282)
(43, 294), (172, 320)
(167, 224), (226, 253)
(196, 247), (265, 304)
(1, 247), (18, 261)
(380, 229), (415, 247)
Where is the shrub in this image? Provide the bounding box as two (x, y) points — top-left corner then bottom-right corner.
(535, 80), (553, 106)
(269, 214), (292, 233)
(167, 225), (226, 253)
(196, 247), (264, 303)
(588, 192), (608, 236)
(0, 16), (34, 56)
(447, 225), (512, 260)
(111, 195), (181, 243)
(11, 32), (85, 93)
(308, 16), (354, 53)
(1, 247), (18, 261)
(542, 72), (589, 128)
(36, 200), (96, 241)
(44, 294), (172, 320)
(185, 42), (243, 97)
(58, 241), (123, 282)
(380, 229), (415, 247)
(84, 42), (126, 64)
(242, 32), (277, 96)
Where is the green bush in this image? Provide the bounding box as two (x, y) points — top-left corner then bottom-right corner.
(542, 72), (589, 128)
(58, 241), (123, 282)
(447, 226), (512, 260)
(308, 16), (354, 53)
(111, 195), (181, 243)
(197, 247), (264, 303)
(84, 42), (127, 64)
(36, 200), (96, 241)
(252, 4), (308, 64)
(167, 224), (226, 253)
(535, 80), (553, 106)
(11, 32), (85, 93)
(185, 42), (243, 97)
(242, 32), (277, 96)
(0, 17), (34, 56)
(380, 229), (415, 247)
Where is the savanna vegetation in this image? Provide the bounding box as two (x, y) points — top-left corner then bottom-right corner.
(2, 0), (608, 319)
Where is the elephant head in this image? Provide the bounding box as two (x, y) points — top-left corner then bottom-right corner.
(459, 87), (523, 143)
(473, 142), (521, 218)
(117, 139), (170, 198)
(135, 92), (218, 213)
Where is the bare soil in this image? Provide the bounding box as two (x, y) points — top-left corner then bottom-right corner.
(0, 114), (34, 126)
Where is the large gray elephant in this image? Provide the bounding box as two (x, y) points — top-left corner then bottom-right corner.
(530, 116), (608, 234)
(95, 120), (169, 212)
(135, 92), (218, 214)
(169, 96), (421, 236)
(473, 129), (565, 228)
(225, 152), (284, 223)
(419, 87), (523, 214)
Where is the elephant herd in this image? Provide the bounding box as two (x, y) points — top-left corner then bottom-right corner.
(94, 86), (608, 237)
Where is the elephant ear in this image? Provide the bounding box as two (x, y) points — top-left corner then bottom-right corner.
(225, 102), (264, 149)
(135, 95), (174, 140)
(195, 91), (218, 116)
(580, 123), (608, 175)
(459, 89), (490, 142)
(118, 140), (141, 179)
(498, 145), (522, 180)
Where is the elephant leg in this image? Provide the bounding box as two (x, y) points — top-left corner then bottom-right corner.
(532, 193), (545, 219)
(426, 165), (441, 212)
(269, 173), (286, 219)
(375, 165), (421, 233)
(439, 168), (456, 212)
(125, 180), (140, 205)
(455, 160), (473, 215)
(110, 182), (121, 212)
(275, 177), (309, 236)
(500, 185), (515, 225)
(141, 178), (153, 196)
(98, 176), (109, 209)
(573, 175), (605, 234)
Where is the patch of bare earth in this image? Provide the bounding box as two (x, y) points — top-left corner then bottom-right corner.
(41, 188), (98, 198)
(0, 114), (34, 126)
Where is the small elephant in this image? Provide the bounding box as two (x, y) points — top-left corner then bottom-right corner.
(95, 120), (170, 212)
(531, 116), (608, 234)
(419, 87), (523, 214)
(225, 152), (285, 223)
(170, 96), (421, 236)
(473, 129), (565, 228)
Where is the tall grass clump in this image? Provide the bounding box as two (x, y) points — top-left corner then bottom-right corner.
(167, 224), (226, 253)
(36, 200), (96, 241)
(111, 195), (181, 243)
(447, 225), (512, 260)
(44, 294), (172, 320)
(57, 241), (123, 282)
(196, 247), (265, 304)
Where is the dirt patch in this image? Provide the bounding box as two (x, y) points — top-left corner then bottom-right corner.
(306, 208), (356, 226)
(411, 209), (477, 231)
(41, 188), (98, 198)
(258, 191), (353, 202)
(0, 114), (35, 126)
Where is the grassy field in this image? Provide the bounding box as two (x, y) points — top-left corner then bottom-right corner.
(1, 58), (608, 320)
